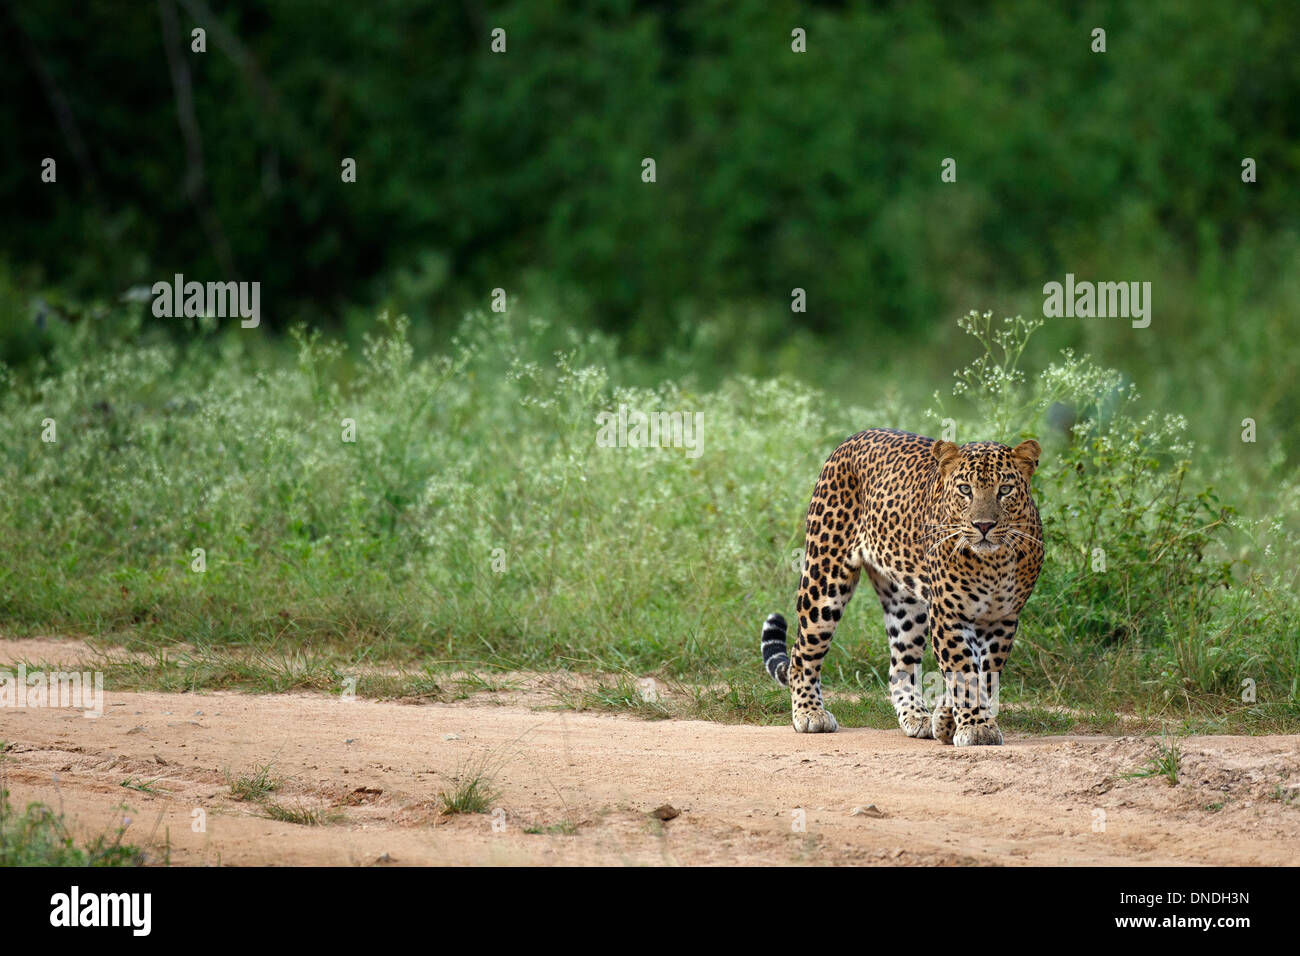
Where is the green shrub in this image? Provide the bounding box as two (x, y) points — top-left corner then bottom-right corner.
(0, 788), (143, 866)
(930, 312), (1259, 705)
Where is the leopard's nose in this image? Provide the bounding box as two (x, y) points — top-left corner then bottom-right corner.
(973, 521), (996, 537)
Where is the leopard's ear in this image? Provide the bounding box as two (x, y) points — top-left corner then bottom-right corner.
(931, 440), (961, 476)
(1011, 439), (1041, 476)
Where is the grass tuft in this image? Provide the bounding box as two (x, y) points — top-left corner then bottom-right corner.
(226, 760), (283, 802)
(438, 757), (502, 816)
(1121, 738), (1183, 786)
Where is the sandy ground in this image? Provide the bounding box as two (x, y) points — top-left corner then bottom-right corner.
(2, 639), (1298, 866)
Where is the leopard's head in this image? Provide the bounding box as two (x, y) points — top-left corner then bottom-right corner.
(931, 438), (1041, 556)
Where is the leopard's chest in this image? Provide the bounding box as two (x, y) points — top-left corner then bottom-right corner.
(932, 552), (1028, 623)
(954, 575), (1022, 622)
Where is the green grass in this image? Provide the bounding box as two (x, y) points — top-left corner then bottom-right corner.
(0, 304), (1296, 735)
(996, 707), (1079, 736)
(0, 793), (145, 866)
(1268, 785), (1299, 808)
(262, 802), (340, 827)
(1121, 738), (1183, 786)
(452, 671), (521, 696)
(438, 761), (502, 816)
(0, 746), (145, 865)
(223, 757), (341, 825)
(555, 675), (673, 720)
(226, 760), (283, 802)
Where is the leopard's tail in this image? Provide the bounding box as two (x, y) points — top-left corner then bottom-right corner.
(761, 612), (791, 686)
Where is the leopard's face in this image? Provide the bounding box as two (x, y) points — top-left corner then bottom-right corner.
(932, 439), (1041, 556)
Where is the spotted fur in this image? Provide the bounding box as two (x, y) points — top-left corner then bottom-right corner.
(760, 428), (1044, 746)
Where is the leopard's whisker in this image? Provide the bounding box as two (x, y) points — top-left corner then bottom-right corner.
(1002, 528), (1044, 548)
(925, 538), (955, 555)
(920, 524), (964, 540)
(926, 530), (966, 554)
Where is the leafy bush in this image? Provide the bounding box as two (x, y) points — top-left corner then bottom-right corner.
(932, 313), (1251, 704)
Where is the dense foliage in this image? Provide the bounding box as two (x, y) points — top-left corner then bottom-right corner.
(3, 0), (1298, 340)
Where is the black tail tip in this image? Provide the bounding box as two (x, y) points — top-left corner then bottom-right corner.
(761, 612), (790, 686)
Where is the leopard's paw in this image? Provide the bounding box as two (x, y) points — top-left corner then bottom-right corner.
(953, 722), (1003, 747)
(899, 710), (934, 739)
(792, 708), (838, 733)
(931, 707), (956, 745)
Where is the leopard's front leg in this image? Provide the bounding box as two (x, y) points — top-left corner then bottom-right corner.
(968, 615), (1018, 740)
(931, 611), (1002, 746)
(947, 669), (1002, 747)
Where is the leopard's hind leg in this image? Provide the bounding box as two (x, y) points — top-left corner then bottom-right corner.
(867, 566), (933, 738)
(785, 459), (863, 733)
(787, 555), (860, 732)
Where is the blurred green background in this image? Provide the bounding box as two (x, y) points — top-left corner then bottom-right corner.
(4, 1), (1297, 373)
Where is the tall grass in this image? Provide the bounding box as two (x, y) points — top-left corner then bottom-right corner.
(1, 305), (1295, 725)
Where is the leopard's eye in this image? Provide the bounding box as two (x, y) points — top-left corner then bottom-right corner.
(957, 484), (972, 496)
(998, 484), (1014, 496)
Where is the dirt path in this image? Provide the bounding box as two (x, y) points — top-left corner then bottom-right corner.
(2, 641), (1298, 865)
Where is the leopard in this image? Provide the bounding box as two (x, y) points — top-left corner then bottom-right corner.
(760, 428), (1043, 746)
